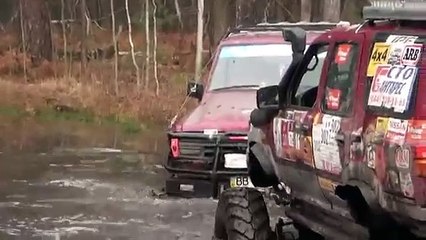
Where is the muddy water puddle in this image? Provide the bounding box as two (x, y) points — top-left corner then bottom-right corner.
(0, 119), (217, 240)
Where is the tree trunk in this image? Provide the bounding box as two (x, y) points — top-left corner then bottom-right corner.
(80, 0), (88, 74)
(301, 0), (312, 22)
(20, 0), (53, 63)
(207, 0), (235, 52)
(323, 0), (341, 22)
(195, 0), (204, 81)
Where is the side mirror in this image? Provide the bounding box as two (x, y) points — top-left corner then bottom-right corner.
(187, 81), (204, 101)
(256, 85), (279, 110)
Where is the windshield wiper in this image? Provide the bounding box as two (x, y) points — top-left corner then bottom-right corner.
(211, 85), (260, 91)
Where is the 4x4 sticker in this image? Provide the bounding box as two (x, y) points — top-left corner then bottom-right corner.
(367, 64), (417, 113)
(367, 42), (390, 77)
(312, 114), (342, 174)
(401, 44), (422, 66)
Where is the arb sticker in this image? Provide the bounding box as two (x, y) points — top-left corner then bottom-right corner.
(401, 44), (422, 66)
(367, 65), (418, 112)
(335, 44), (352, 65)
(395, 146), (410, 169)
(367, 42), (390, 77)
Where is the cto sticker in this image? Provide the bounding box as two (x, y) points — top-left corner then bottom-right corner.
(367, 42), (390, 77)
(401, 44), (422, 66)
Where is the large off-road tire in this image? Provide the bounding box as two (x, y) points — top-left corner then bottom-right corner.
(213, 188), (273, 240)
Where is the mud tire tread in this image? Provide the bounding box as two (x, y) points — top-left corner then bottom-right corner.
(214, 188), (272, 240)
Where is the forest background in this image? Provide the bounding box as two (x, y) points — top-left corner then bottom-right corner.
(0, 0), (370, 132)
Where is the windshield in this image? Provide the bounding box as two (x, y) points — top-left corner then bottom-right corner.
(208, 44), (293, 91)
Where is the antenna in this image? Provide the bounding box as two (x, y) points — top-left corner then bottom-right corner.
(363, 0), (426, 21)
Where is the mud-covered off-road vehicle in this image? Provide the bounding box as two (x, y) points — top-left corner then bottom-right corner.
(214, 0), (426, 239)
(164, 22), (345, 199)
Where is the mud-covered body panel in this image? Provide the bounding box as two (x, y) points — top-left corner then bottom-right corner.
(250, 22), (426, 237)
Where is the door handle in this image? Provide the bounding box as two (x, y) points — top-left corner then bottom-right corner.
(335, 133), (362, 144)
(335, 132), (345, 144)
(371, 133), (385, 144)
(300, 124), (310, 135)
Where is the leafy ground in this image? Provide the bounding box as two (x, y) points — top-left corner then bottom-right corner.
(0, 27), (208, 132)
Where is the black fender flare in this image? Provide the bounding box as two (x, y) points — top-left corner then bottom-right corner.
(247, 141), (279, 187)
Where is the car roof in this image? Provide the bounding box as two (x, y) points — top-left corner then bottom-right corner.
(219, 31), (327, 46)
(218, 21), (352, 46)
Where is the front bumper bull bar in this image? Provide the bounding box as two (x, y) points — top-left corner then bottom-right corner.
(164, 131), (249, 198)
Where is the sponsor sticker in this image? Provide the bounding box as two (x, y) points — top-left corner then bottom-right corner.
(401, 44), (422, 66)
(386, 35), (418, 45)
(335, 44), (352, 65)
(367, 65), (417, 112)
(312, 115), (342, 174)
(399, 172), (414, 198)
(326, 88), (341, 110)
(367, 42), (391, 77)
(375, 117), (389, 133)
(366, 145), (376, 169)
(386, 118), (409, 143)
(395, 146), (410, 169)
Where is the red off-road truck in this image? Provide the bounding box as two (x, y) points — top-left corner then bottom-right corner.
(214, 0), (426, 239)
(164, 22), (345, 198)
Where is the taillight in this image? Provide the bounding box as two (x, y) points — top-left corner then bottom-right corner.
(170, 138), (180, 158)
(228, 136), (248, 141)
(414, 146), (426, 177)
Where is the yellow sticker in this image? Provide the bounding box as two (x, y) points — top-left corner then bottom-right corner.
(367, 42), (391, 77)
(318, 177), (337, 192)
(376, 117), (389, 133)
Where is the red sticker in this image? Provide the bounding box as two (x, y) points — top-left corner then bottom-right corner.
(326, 88), (341, 110)
(335, 44), (352, 64)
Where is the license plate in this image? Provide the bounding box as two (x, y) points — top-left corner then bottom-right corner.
(230, 176), (254, 188)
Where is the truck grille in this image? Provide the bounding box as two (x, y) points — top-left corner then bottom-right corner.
(168, 135), (247, 172)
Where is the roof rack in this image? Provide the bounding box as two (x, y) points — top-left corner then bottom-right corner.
(225, 21), (350, 38)
(363, 0), (426, 21)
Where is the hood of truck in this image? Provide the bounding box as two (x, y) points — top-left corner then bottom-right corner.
(174, 89), (257, 133)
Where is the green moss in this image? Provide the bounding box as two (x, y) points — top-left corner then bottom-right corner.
(0, 105), (145, 135)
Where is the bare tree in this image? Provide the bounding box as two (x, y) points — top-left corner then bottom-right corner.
(152, 0), (160, 96)
(19, 0), (27, 82)
(301, 0), (312, 22)
(125, 0), (141, 87)
(20, 0), (53, 64)
(174, 0), (183, 29)
(111, 0), (119, 95)
(323, 0), (341, 22)
(80, 0), (88, 74)
(61, 0), (69, 77)
(145, 0), (151, 89)
(194, 0), (204, 81)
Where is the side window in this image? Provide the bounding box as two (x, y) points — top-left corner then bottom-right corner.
(291, 45), (329, 108)
(322, 43), (359, 114)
